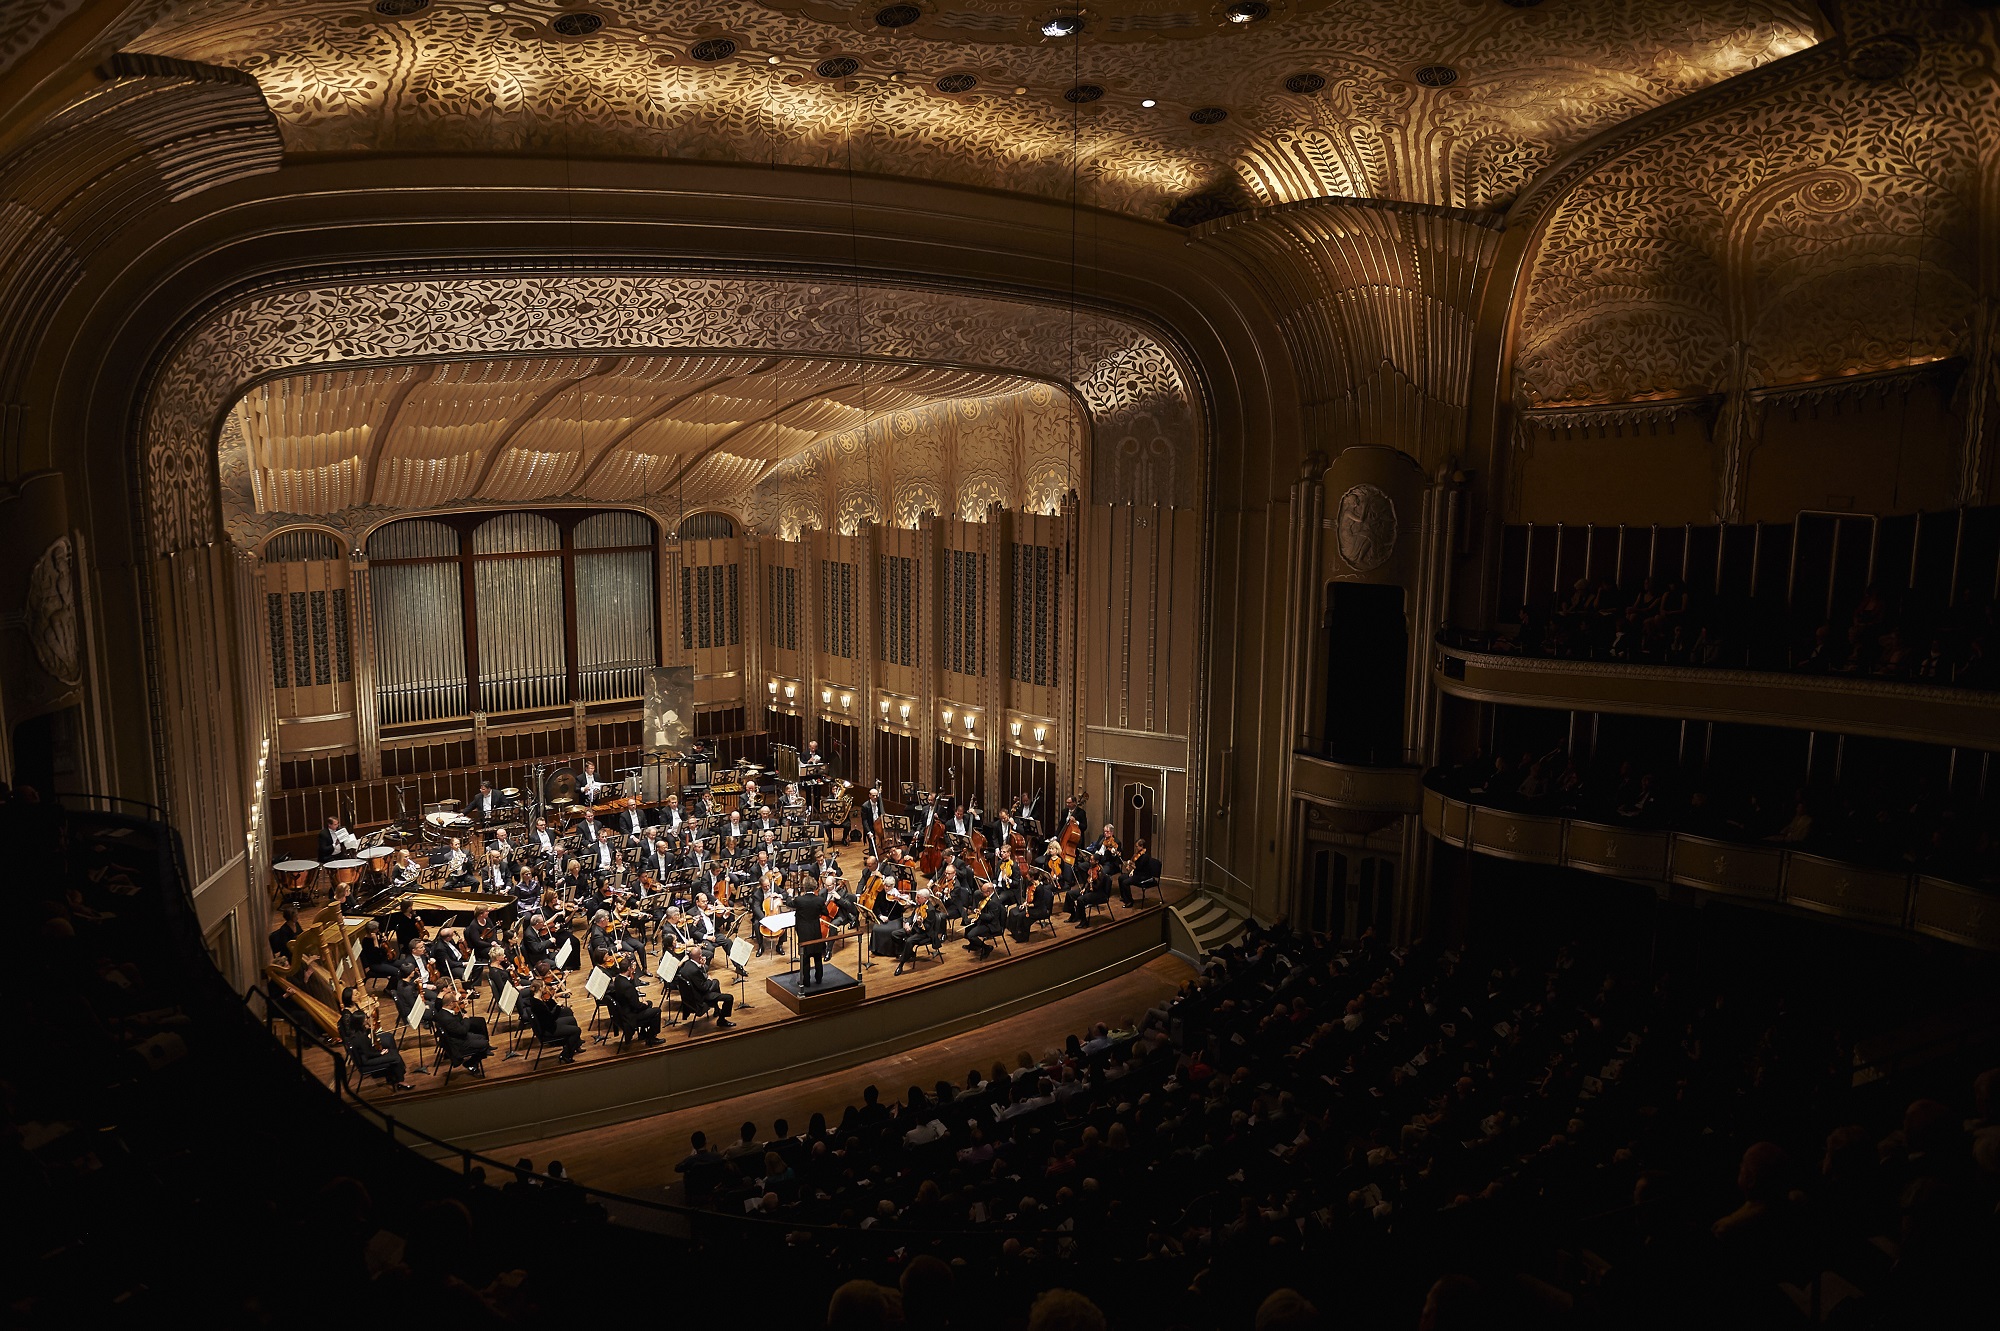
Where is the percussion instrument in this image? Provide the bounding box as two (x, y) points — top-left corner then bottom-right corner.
(499, 787), (521, 800)
(544, 768), (580, 805)
(325, 858), (365, 890)
(428, 798), (462, 810)
(425, 810), (472, 829)
(272, 859), (319, 903)
(358, 846), (396, 876)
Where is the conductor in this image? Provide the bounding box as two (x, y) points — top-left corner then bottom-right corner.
(791, 883), (828, 989)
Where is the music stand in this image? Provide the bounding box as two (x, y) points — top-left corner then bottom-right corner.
(727, 937), (755, 1010)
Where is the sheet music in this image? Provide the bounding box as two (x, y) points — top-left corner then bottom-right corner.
(727, 938), (754, 968)
(406, 994), (427, 1028)
(554, 938), (573, 968)
(585, 967), (613, 1000)
(499, 983), (520, 1015)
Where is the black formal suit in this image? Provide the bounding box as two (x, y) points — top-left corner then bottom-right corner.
(641, 844), (676, 879)
(673, 956), (734, 1022)
(317, 826), (358, 863)
(268, 921), (300, 960)
(525, 992), (582, 1058)
(433, 1005), (492, 1067)
(520, 928), (554, 971)
(1066, 870), (1112, 924)
(1123, 852), (1161, 905)
(531, 827), (561, 859)
(861, 800), (885, 852)
(607, 973), (660, 1040)
(964, 893), (1006, 951)
(791, 890), (827, 986)
(338, 1008), (406, 1085)
(618, 808), (647, 841)
(1008, 879), (1054, 941)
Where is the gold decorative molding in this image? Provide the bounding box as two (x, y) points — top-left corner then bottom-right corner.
(1420, 788), (1998, 949)
(1435, 636), (2000, 752)
(128, 0), (1817, 219)
(143, 264), (1199, 554)
(1513, 5), (1999, 450)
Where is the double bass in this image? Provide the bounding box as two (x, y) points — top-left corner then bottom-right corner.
(918, 810), (950, 876)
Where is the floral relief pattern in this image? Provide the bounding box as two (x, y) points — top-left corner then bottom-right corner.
(149, 268), (1190, 553)
(1516, 3), (2000, 408)
(129, 0), (1817, 218)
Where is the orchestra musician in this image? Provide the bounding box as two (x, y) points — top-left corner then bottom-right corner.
(861, 785), (885, 855)
(894, 888), (945, 976)
(642, 836), (677, 880)
(530, 816), (560, 860)
(524, 979), (583, 1063)
(606, 955), (661, 1043)
(588, 908), (644, 975)
(590, 826), (619, 878)
(444, 836), (471, 887)
(268, 906), (301, 961)
(471, 779), (507, 818)
(577, 758), (607, 803)
(389, 848), (419, 889)
(1007, 862), (1055, 942)
(672, 949), (737, 1028)
(616, 799), (647, 843)
(688, 893), (746, 975)
(431, 985), (492, 1075)
(756, 804), (782, 835)
(1065, 858), (1114, 926)
(337, 986), (414, 1090)
(1120, 838), (1160, 906)
(318, 815), (361, 863)
(961, 880), (1007, 959)
(659, 793), (687, 835)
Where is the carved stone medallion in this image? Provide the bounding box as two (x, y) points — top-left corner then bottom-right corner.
(1334, 483), (1396, 572)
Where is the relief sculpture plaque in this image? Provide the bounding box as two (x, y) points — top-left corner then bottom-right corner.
(1334, 484), (1397, 572)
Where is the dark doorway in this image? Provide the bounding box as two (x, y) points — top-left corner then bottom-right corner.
(1324, 583), (1407, 764)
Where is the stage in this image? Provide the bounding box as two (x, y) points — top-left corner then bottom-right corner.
(295, 843), (1189, 1151)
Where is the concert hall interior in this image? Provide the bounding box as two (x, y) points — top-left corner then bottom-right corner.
(6, 0), (2000, 1325)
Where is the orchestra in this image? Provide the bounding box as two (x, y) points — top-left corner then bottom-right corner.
(268, 746), (1166, 1091)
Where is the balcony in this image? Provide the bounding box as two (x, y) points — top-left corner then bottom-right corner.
(1420, 784), (1999, 952)
(1433, 634), (2000, 751)
(1290, 752), (1422, 813)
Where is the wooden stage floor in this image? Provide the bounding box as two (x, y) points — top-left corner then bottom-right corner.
(305, 842), (1190, 1105)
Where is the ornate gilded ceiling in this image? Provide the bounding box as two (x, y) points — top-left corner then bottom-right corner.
(126, 0), (1819, 218)
(221, 350), (1069, 542)
(1515, 2), (2000, 408)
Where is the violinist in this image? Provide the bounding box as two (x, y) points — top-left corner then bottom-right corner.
(1065, 857), (1113, 926)
(466, 908), (498, 958)
(1120, 837), (1160, 906)
(894, 888), (944, 976)
(607, 955), (662, 1043)
(338, 986), (414, 1090)
(961, 880), (1006, 960)
(868, 875), (912, 956)
(387, 900), (424, 951)
(1007, 860), (1054, 942)
(688, 893), (746, 976)
(432, 984), (493, 1075)
(524, 979), (583, 1064)
(672, 949), (737, 1028)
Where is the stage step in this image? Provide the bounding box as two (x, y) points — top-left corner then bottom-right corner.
(1174, 893), (1250, 955)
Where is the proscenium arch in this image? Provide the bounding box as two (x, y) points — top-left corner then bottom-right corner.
(143, 263), (1205, 556)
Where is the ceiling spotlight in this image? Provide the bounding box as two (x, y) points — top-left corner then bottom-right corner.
(1013, 85), (1028, 95)
(1041, 14), (1084, 38)
(1225, 1), (1270, 23)
(766, 54), (780, 64)
(1141, 98), (1157, 107)
(487, 2), (506, 11)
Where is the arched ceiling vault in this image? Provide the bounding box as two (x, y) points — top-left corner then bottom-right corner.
(221, 348), (1074, 545)
(124, 0), (1821, 219)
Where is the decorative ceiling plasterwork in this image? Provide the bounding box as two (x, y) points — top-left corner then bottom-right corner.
(127, 0), (1818, 218)
(1515, 4), (2000, 412)
(146, 266), (1196, 554)
(748, 381), (1084, 539)
(218, 349), (1071, 546)
(1196, 199), (1503, 470)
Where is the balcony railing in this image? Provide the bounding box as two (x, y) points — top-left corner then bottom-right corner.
(1434, 631), (2000, 751)
(1420, 783), (1998, 951)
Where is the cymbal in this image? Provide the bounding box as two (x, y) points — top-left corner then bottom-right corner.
(549, 796), (576, 808)
(499, 787), (521, 798)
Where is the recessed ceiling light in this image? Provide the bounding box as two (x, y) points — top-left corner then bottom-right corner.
(1225, 2), (1270, 23)
(1041, 15), (1084, 38)
(1014, 85), (1028, 95)
(487, 2), (506, 11)
(1141, 98), (1157, 107)
(766, 54), (780, 64)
